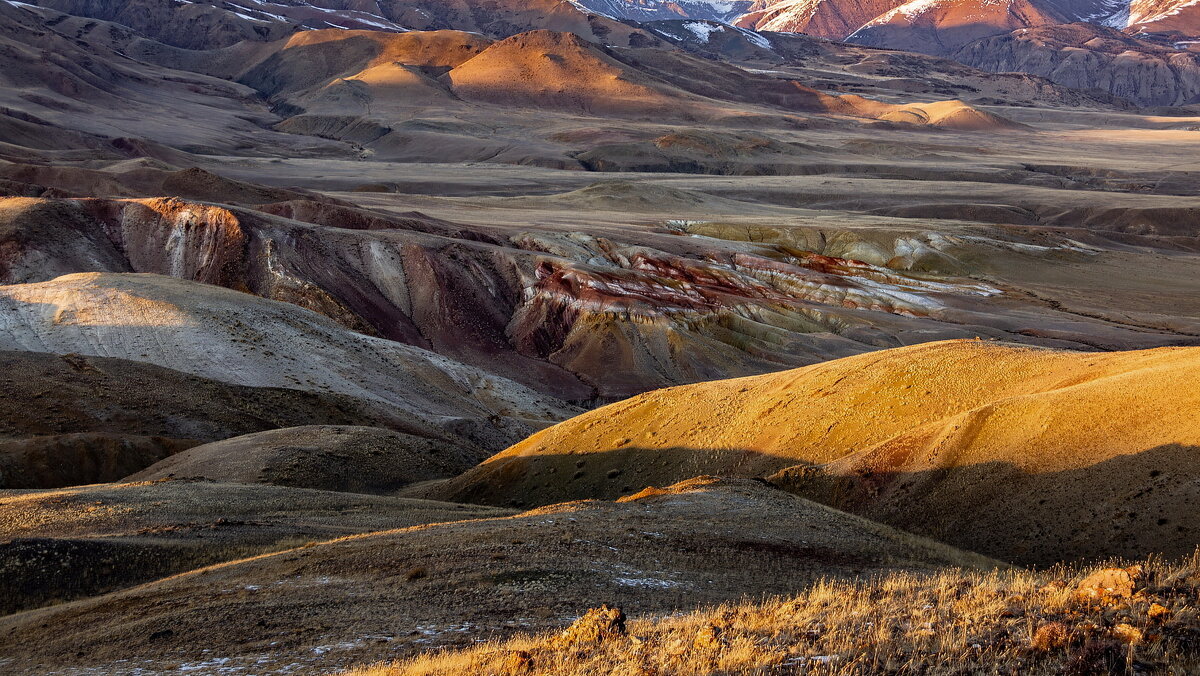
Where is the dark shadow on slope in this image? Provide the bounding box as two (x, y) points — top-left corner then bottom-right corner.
(426, 443), (1200, 567)
(770, 442), (1200, 566)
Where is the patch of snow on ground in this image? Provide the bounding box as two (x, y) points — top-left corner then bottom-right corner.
(683, 20), (724, 42)
(613, 576), (686, 588)
(731, 25), (773, 48)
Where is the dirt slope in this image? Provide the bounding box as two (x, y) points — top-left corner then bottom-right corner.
(127, 426), (469, 494)
(446, 31), (697, 116)
(0, 350), (456, 489)
(0, 480), (507, 613)
(423, 340), (1200, 563)
(0, 477), (996, 673)
(0, 272), (578, 451)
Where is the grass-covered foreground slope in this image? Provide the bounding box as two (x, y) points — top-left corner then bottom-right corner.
(353, 554), (1200, 675)
(0, 478), (994, 673)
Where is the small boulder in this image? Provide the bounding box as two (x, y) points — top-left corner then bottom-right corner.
(1075, 566), (1141, 602)
(553, 605), (626, 649)
(1148, 602), (1171, 621)
(693, 621), (724, 652)
(1111, 623), (1143, 645)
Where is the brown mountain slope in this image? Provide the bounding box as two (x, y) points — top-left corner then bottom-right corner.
(126, 426), (469, 494)
(1128, 0), (1200, 34)
(445, 31), (704, 116)
(421, 340), (1200, 564)
(232, 27), (1020, 129)
(0, 272), (577, 451)
(846, 0), (1077, 56)
(0, 480), (507, 614)
(29, 0), (298, 49)
(0, 477), (997, 673)
(239, 29), (491, 98)
(736, 0), (907, 38)
(0, 1), (336, 156)
(381, 0), (660, 47)
(956, 23), (1200, 107)
(0, 350), (452, 489)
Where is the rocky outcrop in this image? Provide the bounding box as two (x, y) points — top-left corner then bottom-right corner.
(956, 24), (1200, 106)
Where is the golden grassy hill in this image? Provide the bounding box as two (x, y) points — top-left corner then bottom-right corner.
(353, 554), (1200, 675)
(420, 340), (1200, 564)
(0, 477), (995, 672)
(0, 479), (507, 614)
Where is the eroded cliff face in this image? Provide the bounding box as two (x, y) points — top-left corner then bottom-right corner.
(0, 195), (1187, 403)
(956, 24), (1200, 106)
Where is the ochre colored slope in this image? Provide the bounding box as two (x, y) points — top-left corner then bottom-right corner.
(446, 30), (695, 115)
(423, 340), (1200, 563)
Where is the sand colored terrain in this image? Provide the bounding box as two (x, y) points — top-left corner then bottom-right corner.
(0, 480), (507, 614)
(0, 350), (454, 489)
(0, 477), (995, 672)
(842, 97), (1027, 131)
(0, 272), (577, 450)
(445, 31), (716, 117)
(128, 426), (468, 494)
(424, 340), (1200, 564)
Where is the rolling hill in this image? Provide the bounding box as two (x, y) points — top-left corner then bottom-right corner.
(0, 476), (996, 672)
(421, 340), (1200, 564)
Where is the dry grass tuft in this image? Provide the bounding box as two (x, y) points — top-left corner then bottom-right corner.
(346, 553), (1200, 675)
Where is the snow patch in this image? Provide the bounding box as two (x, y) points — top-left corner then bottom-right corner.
(682, 20), (724, 42)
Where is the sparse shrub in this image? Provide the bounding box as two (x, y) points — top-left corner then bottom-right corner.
(1031, 622), (1069, 651)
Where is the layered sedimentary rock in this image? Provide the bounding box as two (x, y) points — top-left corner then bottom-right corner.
(956, 23), (1200, 107)
(2, 194), (1193, 402)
